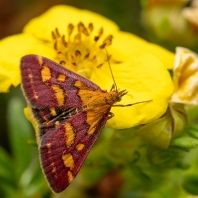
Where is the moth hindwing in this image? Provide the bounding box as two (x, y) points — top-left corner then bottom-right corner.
(20, 54), (128, 193)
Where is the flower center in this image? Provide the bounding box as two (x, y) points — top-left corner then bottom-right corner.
(52, 22), (114, 78)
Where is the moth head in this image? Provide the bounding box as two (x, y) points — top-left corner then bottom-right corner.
(110, 89), (128, 104)
(117, 90), (128, 102)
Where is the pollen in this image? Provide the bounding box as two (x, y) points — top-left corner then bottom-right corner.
(51, 22), (116, 78)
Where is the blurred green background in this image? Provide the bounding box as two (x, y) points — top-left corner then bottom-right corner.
(1, 0), (198, 198)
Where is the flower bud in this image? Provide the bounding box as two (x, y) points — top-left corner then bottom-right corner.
(171, 47), (198, 105)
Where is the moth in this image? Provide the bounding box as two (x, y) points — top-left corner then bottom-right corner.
(20, 54), (140, 193)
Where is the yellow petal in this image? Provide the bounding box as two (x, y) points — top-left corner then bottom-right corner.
(24, 107), (38, 131)
(0, 33), (55, 92)
(24, 5), (119, 41)
(91, 53), (173, 129)
(0, 65), (17, 92)
(109, 31), (174, 69)
(171, 47), (198, 105)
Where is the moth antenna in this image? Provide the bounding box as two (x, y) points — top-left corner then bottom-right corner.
(104, 48), (118, 91)
(113, 100), (152, 107)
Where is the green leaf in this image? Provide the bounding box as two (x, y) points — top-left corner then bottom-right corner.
(108, 128), (143, 164)
(0, 146), (15, 184)
(0, 182), (17, 198)
(7, 97), (35, 179)
(0, 147), (17, 197)
(171, 136), (198, 149)
(183, 174), (198, 195)
(136, 113), (172, 149)
(187, 125), (198, 139)
(20, 157), (48, 196)
(147, 147), (185, 168)
(187, 105), (198, 122)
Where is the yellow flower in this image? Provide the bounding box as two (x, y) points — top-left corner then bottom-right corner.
(0, 5), (173, 128)
(171, 47), (198, 105)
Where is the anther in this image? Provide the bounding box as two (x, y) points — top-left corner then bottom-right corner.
(71, 55), (74, 61)
(91, 55), (96, 61)
(98, 28), (103, 37)
(78, 22), (89, 36)
(74, 33), (81, 41)
(103, 35), (113, 47)
(94, 36), (99, 42)
(114, 60), (122, 64)
(78, 22), (84, 33)
(52, 31), (56, 40)
(82, 28), (89, 36)
(55, 28), (60, 37)
(99, 43), (106, 49)
(54, 41), (57, 50)
(62, 35), (67, 47)
(68, 23), (74, 36)
(84, 53), (90, 59)
(97, 63), (104, 68)
(88, 23), (93, 32)
(75, 50), (81, 56)
(91, 55), (97, 64)
(60, 60), (66, 65)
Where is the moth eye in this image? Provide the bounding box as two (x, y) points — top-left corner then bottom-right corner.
(117, 96), (122, 102)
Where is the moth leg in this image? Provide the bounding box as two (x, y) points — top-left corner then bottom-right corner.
(108, 112), (114, 119)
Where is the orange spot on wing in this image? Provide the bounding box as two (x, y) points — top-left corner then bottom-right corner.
(50, 162), (58, 178)
(28, 73), (33, 79)
(57, 74), (66, 82)
(26, 70), (39, 100)
(76, 143), (85, 151)
(37, 56), (43, 66)
(33, 90), (39, 99)
(62, 153), (74, 170)
(51, 84), (65, 106)
(52, 167), (56, 173)
(41, 65), (51, 82)
(50, 107), (57, 116)
(55, 121), (60, 127)
(46, 143), (52, 154)
(64, 122), (75, 147)
(68, 171), (74, 182)
(46, 143), (51, 148)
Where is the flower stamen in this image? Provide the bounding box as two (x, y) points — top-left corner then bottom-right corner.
(51, 22), (119, 78)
